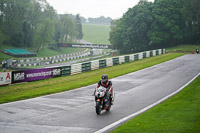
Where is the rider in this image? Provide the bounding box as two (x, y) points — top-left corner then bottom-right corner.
(196, 48), (199, 54)
(95, 74), (114, 105)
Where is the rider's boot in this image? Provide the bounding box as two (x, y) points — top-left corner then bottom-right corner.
(110, 94), (113, 105)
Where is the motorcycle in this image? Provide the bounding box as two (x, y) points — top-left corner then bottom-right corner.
(94, 86), (113, 115)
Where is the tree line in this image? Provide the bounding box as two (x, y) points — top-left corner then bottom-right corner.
(87, 16), (112, 25)
(67, 14), (112, 25)
(109, 0), (200, 54)
(0, 0), (83, 52)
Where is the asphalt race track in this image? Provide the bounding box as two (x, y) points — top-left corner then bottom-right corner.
(0, 54), (200, 133)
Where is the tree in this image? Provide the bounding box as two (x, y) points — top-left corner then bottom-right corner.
(34, 18), (55, 52)
(58, 15), (77, 43)
(109, 0), (200, 53)
(182, 0), (200, 44)
(0, 30), (6, 46)
(1, 0), (118, 53)
(22, 21), (32, 49)
(88, 16), (112, 25)
(148, 0), (184, 48)
(109, 0), (153, 54)
(0, 0), (30, 47)
(109, 19), (124, 52)
(75, 14), (83, 40)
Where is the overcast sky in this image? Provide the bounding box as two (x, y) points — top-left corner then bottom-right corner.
(46, 0), (154, 19)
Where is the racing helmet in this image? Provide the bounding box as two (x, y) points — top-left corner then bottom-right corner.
(101, 74), (108, 83)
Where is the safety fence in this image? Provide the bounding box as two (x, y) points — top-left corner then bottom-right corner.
(0, 49), (165, 86)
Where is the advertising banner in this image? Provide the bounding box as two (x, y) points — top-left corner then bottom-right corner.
(0, 72), (12, 86)
(12, 67), (61, 83)
(57, 43), (112, 49)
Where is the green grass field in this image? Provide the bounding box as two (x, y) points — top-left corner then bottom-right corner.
(0, 52), (12, 61)
(111, 75), (200, 133)
(36, 47), (85, 57)
(0, 53), (183, 104)
(0, 44), (16, 62)
(82, 24), (111, 44)
(166, 45), (200, 53)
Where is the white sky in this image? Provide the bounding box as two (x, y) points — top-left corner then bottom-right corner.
(46, 0), (154, 19)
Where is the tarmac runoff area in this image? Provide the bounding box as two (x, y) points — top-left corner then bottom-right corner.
(0, 54), (200, 133)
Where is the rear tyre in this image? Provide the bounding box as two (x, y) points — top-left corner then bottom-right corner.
(96, 101), (101, 115)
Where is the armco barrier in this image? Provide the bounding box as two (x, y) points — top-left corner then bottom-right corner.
(0, 49), (165, 86)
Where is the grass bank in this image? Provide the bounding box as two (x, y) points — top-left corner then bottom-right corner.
(82, 24), (111, 44)
(111, 75), (200, 133)
(0, 53), (184, 104)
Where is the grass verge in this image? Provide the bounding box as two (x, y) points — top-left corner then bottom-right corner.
(0, 53), (184, 104)
(111, 75), (200, 133)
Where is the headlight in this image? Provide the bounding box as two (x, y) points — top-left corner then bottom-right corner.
(95, 91), (105, 98)
(100, 92), (105, 97)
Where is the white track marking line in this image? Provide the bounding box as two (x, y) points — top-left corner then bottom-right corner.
(95, 72), (200, 133)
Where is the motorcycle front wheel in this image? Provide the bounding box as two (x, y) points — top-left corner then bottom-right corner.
(96, 101), (102, 115)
